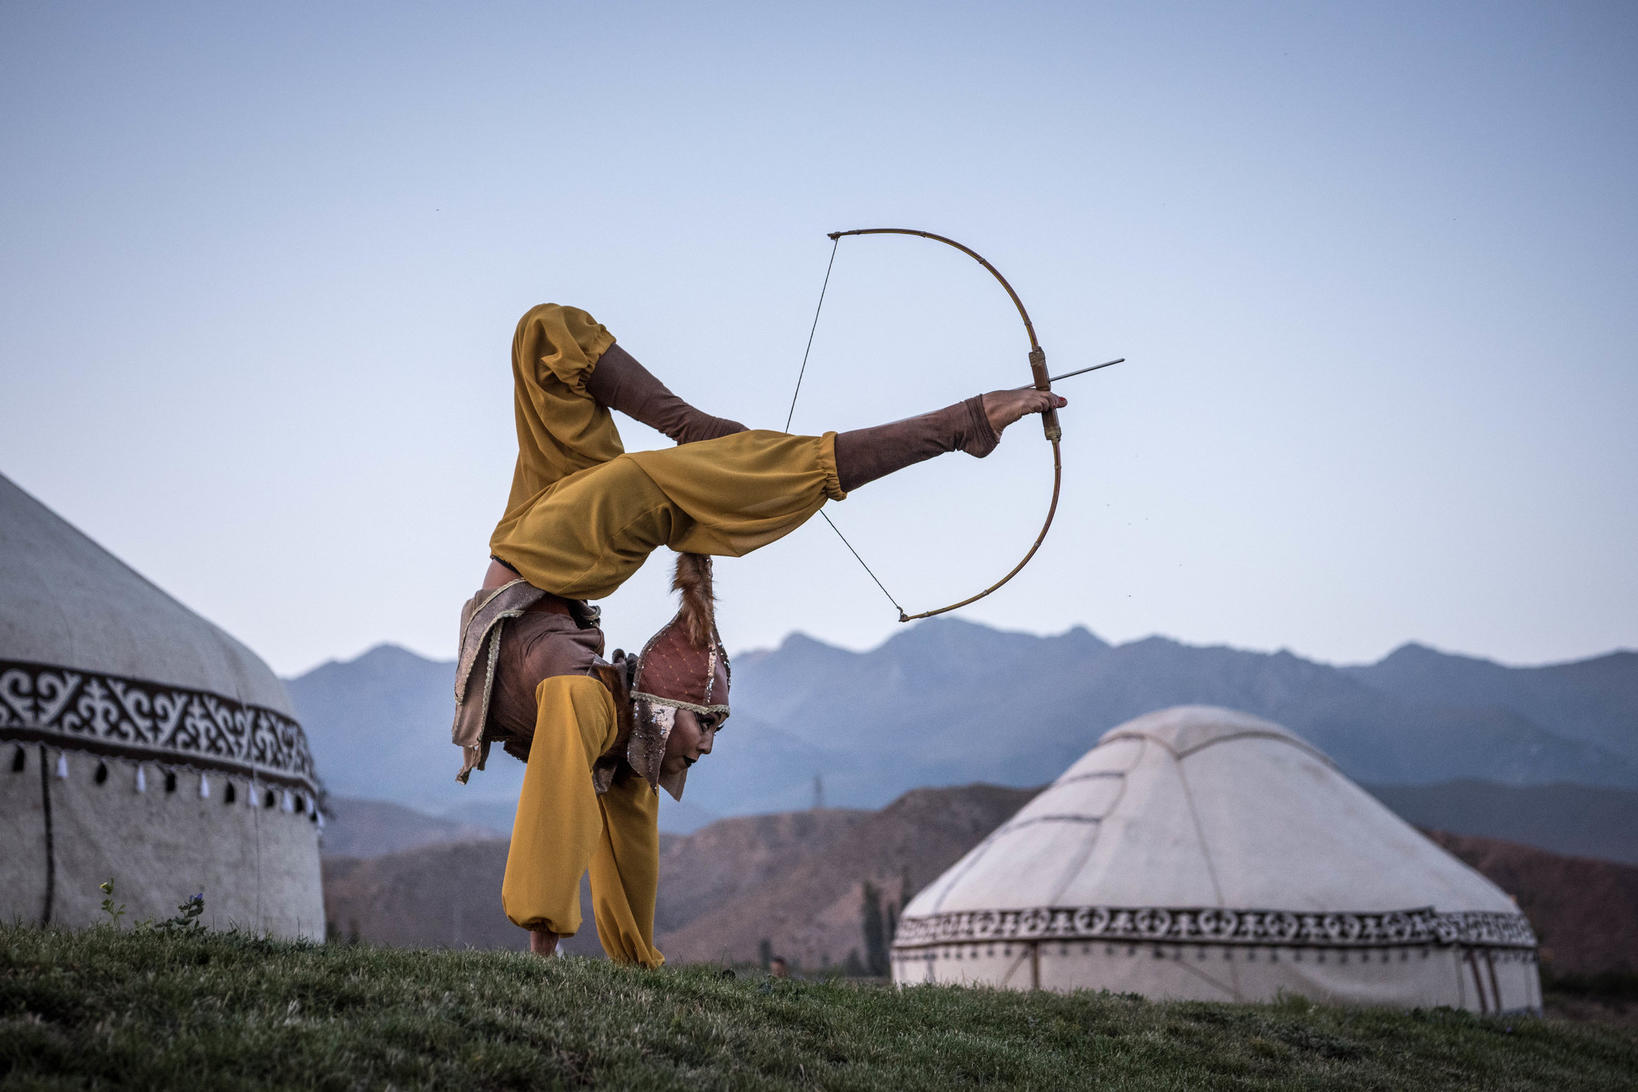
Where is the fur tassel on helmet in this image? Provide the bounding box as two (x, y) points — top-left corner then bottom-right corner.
(671, 553), (716, 647)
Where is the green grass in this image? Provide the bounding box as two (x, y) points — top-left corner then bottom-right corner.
(3, 925), (1634, 1090)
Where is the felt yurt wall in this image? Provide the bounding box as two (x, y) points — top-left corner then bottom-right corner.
(892, 706), (1540, 1014)
(0, 473), (325, 938)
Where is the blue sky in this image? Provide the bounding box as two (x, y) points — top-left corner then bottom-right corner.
(3, 1), (1634, 675)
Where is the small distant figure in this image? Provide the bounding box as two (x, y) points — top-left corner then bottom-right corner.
(769, 956), (790, 979)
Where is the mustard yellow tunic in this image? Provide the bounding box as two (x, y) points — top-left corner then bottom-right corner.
(489, 304), (847, 597)
(492, 304), (846, 967)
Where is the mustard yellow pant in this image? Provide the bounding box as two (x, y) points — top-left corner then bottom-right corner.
(488, 303), (847, 599)
(502, 675), (663, 967)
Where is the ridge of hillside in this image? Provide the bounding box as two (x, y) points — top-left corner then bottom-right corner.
(321, 807), (875, 957)
(659, 783), (1037, 969)
(656, 807), (873, 933)
(1426, 831), (1638, 976)
(322, 783), (1638, 978)
(1365, 781), (1638, 866)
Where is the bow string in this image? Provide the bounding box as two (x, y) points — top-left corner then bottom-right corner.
(786, 227), (1064, 623)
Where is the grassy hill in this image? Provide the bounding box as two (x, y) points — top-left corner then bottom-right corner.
(4, 925), (1635, 1090)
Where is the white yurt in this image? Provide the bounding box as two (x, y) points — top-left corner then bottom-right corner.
(893, 706), (1540, 1013)
(0, 473), (325, 938)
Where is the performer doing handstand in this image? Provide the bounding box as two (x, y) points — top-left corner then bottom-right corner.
(451, 303), (1066, 966)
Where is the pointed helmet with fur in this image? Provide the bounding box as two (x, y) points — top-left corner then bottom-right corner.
(630, 553), (730, 801)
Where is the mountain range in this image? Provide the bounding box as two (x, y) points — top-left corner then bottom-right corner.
(286, 621), (1638, 838)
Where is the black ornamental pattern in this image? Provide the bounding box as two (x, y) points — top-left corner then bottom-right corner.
(894, 905), (1537, 951)
(0, 659), (319, 794)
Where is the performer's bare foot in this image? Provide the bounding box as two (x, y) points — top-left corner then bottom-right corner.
(982, 389), (1068, 437)
(529, 928), (559, 957)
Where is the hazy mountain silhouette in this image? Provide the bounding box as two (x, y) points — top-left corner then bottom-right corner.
(319, 796), (501, 858)
(287, 621), (1638, 828)
(288, 644), (489, 815)
(1362, 781), (1638, 866)
(719, 620), (1638, 808)
(1344, 643), (1638, 762)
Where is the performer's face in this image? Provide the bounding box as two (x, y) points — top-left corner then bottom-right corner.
(662, 708), (722, 777)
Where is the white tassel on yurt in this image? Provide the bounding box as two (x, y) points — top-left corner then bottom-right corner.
(199, 773), (210, 799)
(282, 790), (294, 813)
(54, 751), (68, 779)
(135, 764), (147, 793)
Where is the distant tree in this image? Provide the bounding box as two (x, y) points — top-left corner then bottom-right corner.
(758, 937), (773, 969)
(862, 880), (889, 976)
(888, 864), (914, 953)
(843, 948), (866, 977)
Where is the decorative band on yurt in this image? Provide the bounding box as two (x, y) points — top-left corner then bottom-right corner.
(0, 659), (320, 797)
(892, 904), (1538, 951)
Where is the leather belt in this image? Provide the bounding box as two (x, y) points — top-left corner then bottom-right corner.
(523, 593), (576, 617)
(490, 555), (577, 618)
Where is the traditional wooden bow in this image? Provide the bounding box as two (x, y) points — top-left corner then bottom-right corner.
(787, 227), (1072, 622)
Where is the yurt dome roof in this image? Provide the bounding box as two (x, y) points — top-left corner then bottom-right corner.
(905, 703), (1521, 922)
(0, 473), (316, 793)
(0, 474), (292, 713)
(1095, 704), (1323, 760)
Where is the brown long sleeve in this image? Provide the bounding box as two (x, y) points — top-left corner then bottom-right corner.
(585, 343), (747, 445)
(834, 395), (999, 492)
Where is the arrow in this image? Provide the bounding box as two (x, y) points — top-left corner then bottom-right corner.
(1012, 358), (1125, 389)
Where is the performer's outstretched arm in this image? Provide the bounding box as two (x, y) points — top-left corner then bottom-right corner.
(834, 388), (1067, 491)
